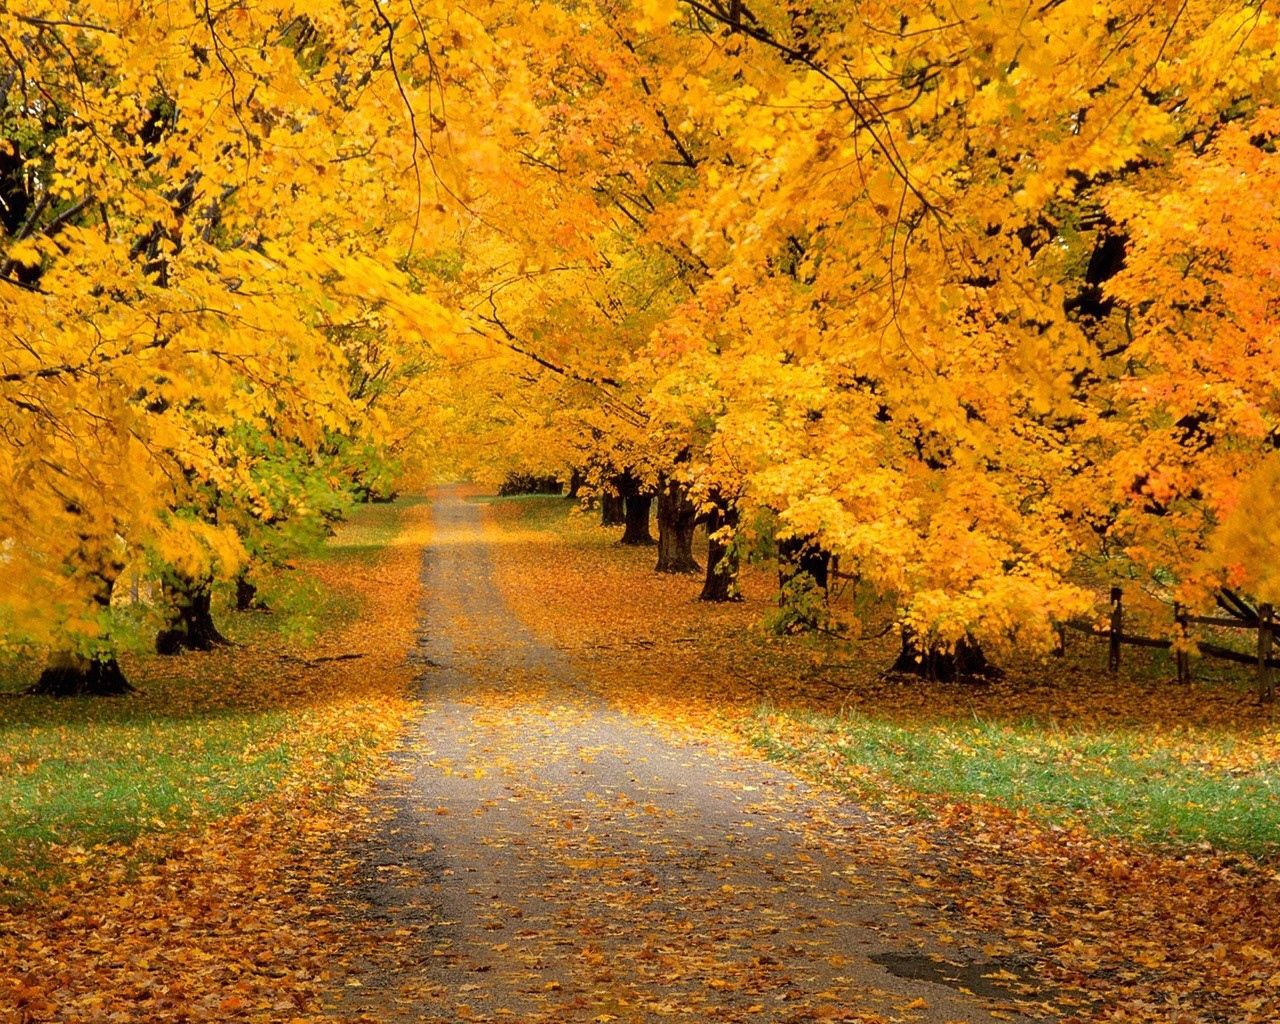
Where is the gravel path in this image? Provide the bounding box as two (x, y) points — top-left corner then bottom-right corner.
(329, 492), (1038, 1024)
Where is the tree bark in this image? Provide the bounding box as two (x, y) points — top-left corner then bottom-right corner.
(700, 500), (741, 601)
(27, 651), (133, 697)
(498, 473), (562, 496)
(620, 495), (654, 545)
(655, 474), (700, 573)
(772, 534), (832, 632)
(778, 535), (830, 592)
(235, 571), (267, 612)
(601, 490), (626, 527)
(27, 549), (132, 695)
(889, 627), (1002, 682)
(156, 575), (230, 654)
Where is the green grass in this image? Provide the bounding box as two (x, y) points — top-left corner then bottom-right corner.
(0, 682), (306, 900)
(749, 708), (1280, 859)
(0, 498), (415, 902)
(1, 707), (294, 847)
(490, 490), (1280, 860)
(319, 494), (427, 565)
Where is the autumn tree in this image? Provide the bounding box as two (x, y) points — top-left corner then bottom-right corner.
(6, 0), (1279, 690)
(0, 0), (452, 690)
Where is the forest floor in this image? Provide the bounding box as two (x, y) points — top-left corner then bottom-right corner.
(0, 501), (426, 1021)
(3, 490), (1280, 1024)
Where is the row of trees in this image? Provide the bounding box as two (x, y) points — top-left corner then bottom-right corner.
(0, 0), (442, 691)
(438, 0), (1280, 674)
(4, 0), (1279, 689)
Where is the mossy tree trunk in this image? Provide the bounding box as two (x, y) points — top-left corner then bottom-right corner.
(655, 474), (700, 574)
(156, 574), (230, 655)
(700, 498), (741, 602)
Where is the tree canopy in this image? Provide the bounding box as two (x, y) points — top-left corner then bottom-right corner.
(3, 0), (1279, 683)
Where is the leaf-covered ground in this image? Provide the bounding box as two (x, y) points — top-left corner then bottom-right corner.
(0, 501), (426, 1021)
(327, 491), (1044, 1024)
(5, 492), (1279, 1024)
(483, 495), (1280, 1023)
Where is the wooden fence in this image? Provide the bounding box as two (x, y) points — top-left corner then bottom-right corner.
(1062, 587), (1278, 703)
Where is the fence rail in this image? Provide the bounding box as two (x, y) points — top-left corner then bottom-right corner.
(1061, 588), (1278, 703)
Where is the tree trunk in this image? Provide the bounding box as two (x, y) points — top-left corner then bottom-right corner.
(567, 468), (585, 500)
(700, 501), (741, 602)
(773, 535), (832, 632)
(655, 475), (700, 573)
(27, 551), (132, 695)
(889, 627), (1002, 682)
(601, 491), (626, 527)
(156, 575), (230, 655)
(27, 651), (133, 697)
(778, 535), (830, 592)
(620, 495), (654, 545)
(235, 572), (267, 612)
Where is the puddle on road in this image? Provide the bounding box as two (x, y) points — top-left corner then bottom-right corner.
(869, 951), (1035, 1000)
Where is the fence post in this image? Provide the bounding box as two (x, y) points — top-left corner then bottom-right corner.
(1174, 602), (1191, 685)
(1259, 603), (1275, 704)
(1109, 587), (1123, 672)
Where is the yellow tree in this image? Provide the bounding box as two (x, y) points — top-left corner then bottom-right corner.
(0, 0), (457, 691)
(614, 0), (1280, 670)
